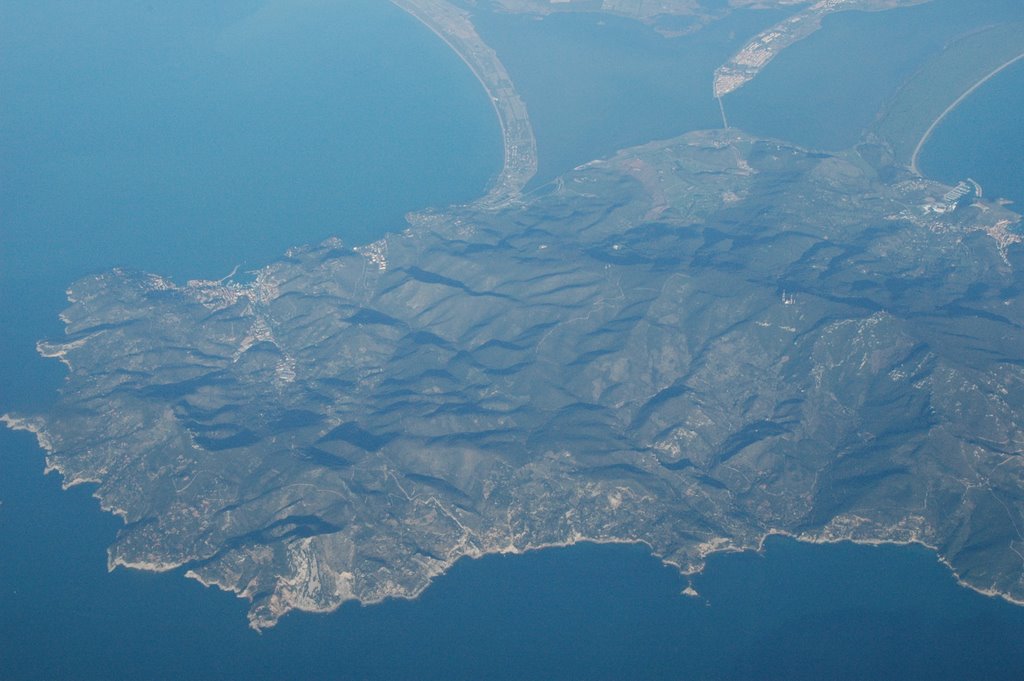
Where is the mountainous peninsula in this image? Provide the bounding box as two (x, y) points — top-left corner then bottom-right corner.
(8, 129), (1023, 628)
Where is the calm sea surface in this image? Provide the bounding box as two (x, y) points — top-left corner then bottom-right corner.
(472, 0), (1024, 183)
(471, 6), (787, 186)
(918, 59), (1024, 206)
(2, 2), (1024, 680)
(724, 0), (1024, 152)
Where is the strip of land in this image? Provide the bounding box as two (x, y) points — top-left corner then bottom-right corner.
(390, 0), (538, 206)
(714, 0), (931, 99)
(871, 21), (1024, 166)
(910, 51), (1024, 175)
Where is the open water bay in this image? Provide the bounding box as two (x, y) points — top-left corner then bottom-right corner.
(918, 59), (1024, 207)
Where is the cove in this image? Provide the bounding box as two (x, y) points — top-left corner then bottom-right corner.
(917, 58), (1024, 206)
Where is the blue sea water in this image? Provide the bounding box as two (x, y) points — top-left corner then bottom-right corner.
(918, 59), (1024, 207)
(3, 2), (1024, 680)
(472, 7), (789, 186)
(725, 0), (1024, 152)
(0, 0), (500, 407)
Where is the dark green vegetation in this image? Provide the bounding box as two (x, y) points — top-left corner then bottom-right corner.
(12, 130), (1024, 628)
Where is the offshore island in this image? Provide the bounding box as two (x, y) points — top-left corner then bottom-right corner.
(5, 0), (1024, 630)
